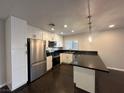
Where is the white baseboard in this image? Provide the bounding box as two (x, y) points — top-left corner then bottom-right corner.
(107, 67), (124, 72)
(0, 83), (6, 88)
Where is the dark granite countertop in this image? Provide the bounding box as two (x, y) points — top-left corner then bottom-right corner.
(46, 50), (108, 72)
(69, 54), (109, 72)
(46, 50), (98, 56)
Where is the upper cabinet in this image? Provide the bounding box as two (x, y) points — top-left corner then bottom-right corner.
(11, 17), (27, 49)
(42, 31), (50, 48)
(43, 32), (63, 48)
(26, 25), (63, 48)
(27, 25), (43, 39)
(54, 34), (63, 47)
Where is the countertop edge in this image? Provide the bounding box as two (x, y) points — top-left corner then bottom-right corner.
(62, 63), (109, 73)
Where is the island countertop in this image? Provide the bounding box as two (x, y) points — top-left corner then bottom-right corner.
(69, 54), (109, 72)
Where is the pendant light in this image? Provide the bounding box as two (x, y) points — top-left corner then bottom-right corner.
(88, 35), (92, 42)
(87, 0), (92, 43)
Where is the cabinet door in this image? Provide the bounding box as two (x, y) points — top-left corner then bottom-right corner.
(60, 53), (73, 64)
(43, 32), (54, 48)
(63, 54), (71, 64)
(43, 32), (48, 48)
(60, 53), (67, 63)
(60, 53), (63, 64)
(54, 34), (63, 47)
(47, 56), (52, 71)
(11, 16), (27, 49)
(58, 35), (63, 47)
(11, 47), (27, 90)
(66, 54), (73, 63)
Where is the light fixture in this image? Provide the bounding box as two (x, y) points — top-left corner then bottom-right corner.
(49, 23), (55, 31)
(72, 30), (74, 32)
(88, 35), (92, 42)
(51, 27), (55, 31)
(87, 0), (92, 43)
(64, 24), (68, 28)
(109, 24), (115, 28)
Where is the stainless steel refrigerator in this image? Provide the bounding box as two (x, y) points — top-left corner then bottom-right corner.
(27, 38), (46, 82)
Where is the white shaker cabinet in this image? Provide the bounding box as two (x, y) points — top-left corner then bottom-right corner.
(46, 56), (53, 71)
(60, 53), (73, 64)
(43, 32), (52, 48)
(54, 34), (63, 47)
(43, 32), (63, 48)
(6, 16), (27, 91)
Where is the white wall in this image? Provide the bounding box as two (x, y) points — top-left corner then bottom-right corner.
(64, 29), (124, 70)
(0, 20), (6, 87)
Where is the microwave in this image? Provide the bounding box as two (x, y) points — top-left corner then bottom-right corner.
(48, 41), (56, 47)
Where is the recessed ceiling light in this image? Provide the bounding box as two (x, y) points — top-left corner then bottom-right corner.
(64, 24), (68, 28)
(60, 32), (64, 34)
(109, 25), (115, 28)
(51, 27), (55, 31)
(72, 30), (74, 32)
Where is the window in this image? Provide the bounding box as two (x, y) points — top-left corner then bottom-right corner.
(64, 40), (79, 50)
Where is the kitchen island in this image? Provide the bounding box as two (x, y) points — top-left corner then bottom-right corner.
(46, 50), (109, 93)
(71, 54), (109, 72)
(63, 53), (109, 93)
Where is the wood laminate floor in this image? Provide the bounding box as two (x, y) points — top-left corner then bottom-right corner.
(0, 64), (124, 93)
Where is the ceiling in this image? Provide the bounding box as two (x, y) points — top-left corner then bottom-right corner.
(0, 0), (124, 35)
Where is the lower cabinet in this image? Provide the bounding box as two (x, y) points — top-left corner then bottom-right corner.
(60, 53), (73, 64)
(47, 53), (73, 70)
(46, 56), (52, 71)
